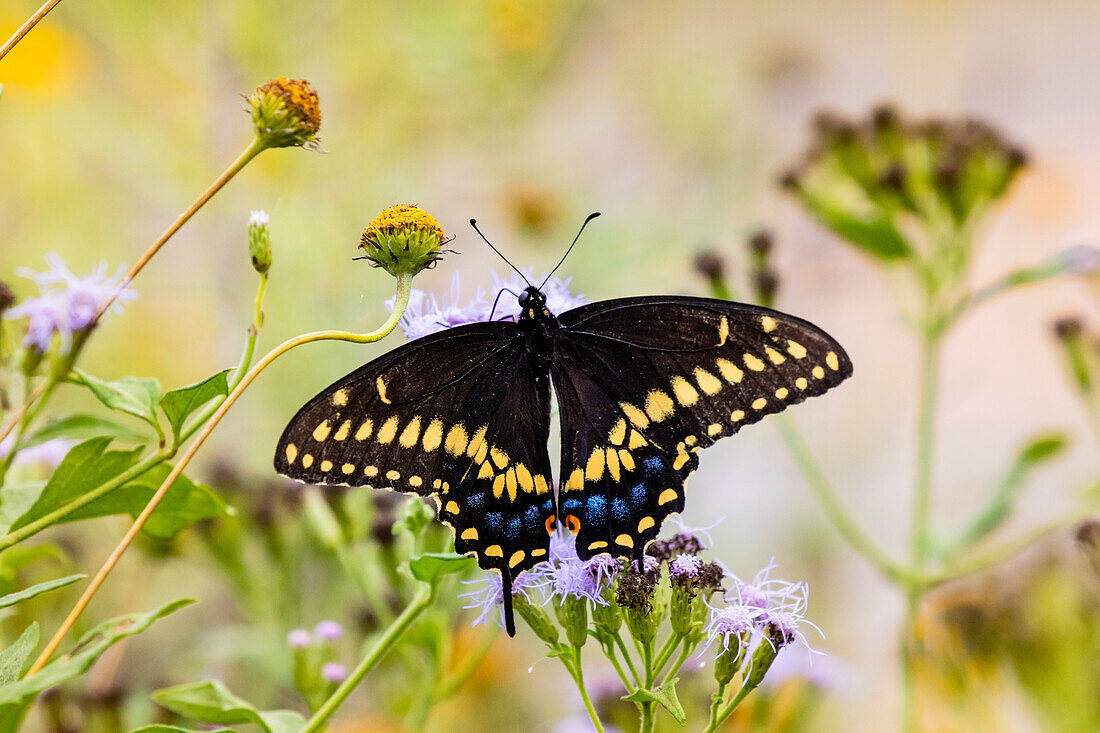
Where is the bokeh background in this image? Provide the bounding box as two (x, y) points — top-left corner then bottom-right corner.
(3, 1), (1100, 731)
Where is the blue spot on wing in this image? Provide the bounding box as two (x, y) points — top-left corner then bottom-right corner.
(507, 517), (522, 539)
(612, 498), (629, 522)
(525, 505), (542, 527)
(485, 512), (502, 533)
(563, 497), (582, 514)
(585, 495), (608, 524)
(467, 493), (485, 511)
(644, 456), (664, 477)
(631, 484), (647, 507)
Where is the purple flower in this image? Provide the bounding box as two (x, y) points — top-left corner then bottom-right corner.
(459, 569), (542, 630)
(6, 253), (135, 352)
(489, 270), (590, 321)
(727, 559), (805, 610)
(758, 587), (823, 655)
(0, 435), (74, 468)
(669, 553), (702, 581)
(704, 602), (764, 655)
(321, 663), (347, 682)
(249, 209), (270, 227)
(531, 531), (617, 606)
(287, 629), (311, 648)
(385, 272), (489, 340)
(314, 620), (343, 641)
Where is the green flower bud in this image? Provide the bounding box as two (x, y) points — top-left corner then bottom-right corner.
(554, 595), (589, 649)
(713, 639), (746, 686)
(669, 584), (695, 637)
(514, 594), (559, 646)
(248, 210), (272, 274)
(359, 205), (447, 278)
(744, 634), (780, 689)
(591, 591), (622, 637)
(247, 77), (321, 150)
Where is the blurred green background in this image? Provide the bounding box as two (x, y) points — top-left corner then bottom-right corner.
(3, 1), (1100, 731)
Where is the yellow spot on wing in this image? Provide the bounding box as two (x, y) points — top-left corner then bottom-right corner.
(376, 416), (399, 444)
(446, 500), (460, 514)
(708, 423), (722, 436)
(813, 366), (825, 379)
(445, 424), (468, 455)
(744, 353), (766, 371)
(694, 367), (722, 395)
(516, 463), (534, 493)
(532, 548), (547, 557)
(386, 470), (400, 481)
(490, 446), (509, 469)
(752, 397), (767, 410)
(478, 462), (494, 479)
(466, 427), (488, 463)
(761, 315), (777, 332)
(509, 550), (526, 568)
(341, 463), (355, 474)
(718, 316), (730, 345)
(615, 534), (634, 548)
(606, 448), (621, 482)
(505, 468), (518, 502)
(534, 475), (550, 494)
(620, 402), (650, 429)
(765, 347), (786, 365)
(565, 468), (584, 491)
(422, 419), (443, 452)
(332, 388), (349, 406)
(796, 377), (808, 389)
(586, 448), (606, 481)
(673, 453), (690, 470)
(376, 376), (391, 404)
(644, 389), (675, 422)
(775, 387), (789, 399)
(589, 540), (608, 550)
(485, 545), (503, 558)
(399, 416), (421, 448)
(787, 340), (808, 359)
(492, 474), (505, 499)
(285, 443), (298, 464)
(355, 419), (373, 441)
(671, 376), (699, 406)
(731, 410), (745, 421)
(334, 420), (351, 441)
(364, 465), (378, 477)
(609, 419), (627, 446)
(628, 430), (647, 449)
(409, 475), (423, 487)
(302, 454), (314, 468)
(461, 527), (478, 540)
(658, 488), (678, 505)
(826, 351), (840, 370)
(312, 420), (331, 442)
(716, 358), (743, 384)
(637, 516), (655, 532)
(618, 449), (635, 471)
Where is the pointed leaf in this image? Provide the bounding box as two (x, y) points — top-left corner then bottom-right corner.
(0, 599), (193, 723)
(70, 370), (162, 426)
(23, 414), (149, 448)
(622, 678), (686, 725)
(409, 553), (474, 584)
(159, 370), (230, 442)
(0, 625), (38, 685)
(0, 483), (45, 537)
(9, 438), (142, 534)
(66, 463), (226, 539)
(152, 680), (306, 733)
(0, 574), (84, 610)
(131, 726), (231, 733)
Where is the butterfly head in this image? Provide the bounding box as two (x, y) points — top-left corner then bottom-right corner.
(518, 286), (548, 318)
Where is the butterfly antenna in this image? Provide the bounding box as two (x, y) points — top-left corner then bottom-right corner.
(540, 212), (600, 290)
(469, 219), (531, 288)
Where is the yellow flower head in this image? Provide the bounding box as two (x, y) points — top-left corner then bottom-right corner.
(359, 205), (447, 278)
(247, 77), (321, 149)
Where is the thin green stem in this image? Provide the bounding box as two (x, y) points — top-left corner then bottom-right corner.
(613, 631), (642, 686)
(705, 680), (756, 733)
(652, 632), (681, 674)
(659, 638), (695, 686)
(599, 637), (638, 692)
(567, 646), (607, 733)
(302, 584), (435, 733)
(775, 415), (912, 585)
(639, 642), (655, 733)
(706, 681), (730, 732)
(911, 332), (942, 571)
(900, 588), (919, 733)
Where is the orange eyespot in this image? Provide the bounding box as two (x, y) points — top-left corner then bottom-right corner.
(544, 515), (557, 535)
(564, 514), (581, 535)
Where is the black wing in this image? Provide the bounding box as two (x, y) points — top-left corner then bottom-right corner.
(551, 296), (852, 563)
(274, 322), (556, 634)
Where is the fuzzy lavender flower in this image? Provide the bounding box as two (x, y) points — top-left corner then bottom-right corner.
(669, 553), (702, 583)
(533, 531), (617, 606)
(385, 272), (489, 340)
(489, 270), (590, 321)
(6, 253), (135, 352)
(705, 602), (764, 656)
(727, 559), (806, 610)
(287, 629), (311, 648)
(313, 620), (343, 641)
(758, 588), (823, 655)
(321, 663), (347, 683)
(460, 569), (542, 630)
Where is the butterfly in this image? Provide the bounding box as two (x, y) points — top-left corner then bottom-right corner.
(274, 261), (852, 635)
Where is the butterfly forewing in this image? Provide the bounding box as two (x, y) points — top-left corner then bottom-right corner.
(274, 322), (557, 585)
(553, 296), (852, 561)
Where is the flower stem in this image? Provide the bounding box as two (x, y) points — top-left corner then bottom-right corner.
(614, 630), (642, 686)
(775, 415), (913, 585)
(0, 0), (63, 61)
(301, 583), (434, 733)
(25, 274), (412, 677)
(911, 332), (942, 573)
(639, 641), (655, 733)
(706, 681), (729, 732)
(567, 646), (607, 733)
(704, 680), (756, 732)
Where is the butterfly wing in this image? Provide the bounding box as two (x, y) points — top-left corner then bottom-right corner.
(274, 322), (557, 632)
(551, 296), (852, 562)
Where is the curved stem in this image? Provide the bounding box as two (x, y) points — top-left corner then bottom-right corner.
(775, 415), (913, 585)
(0, 0), (63, 61)
(613, 631), (641, 687)
(26, 274), (412, 677)
(302, 583), (434, 733)
(704, 680), (755, 733)
(568, 646), (607, 733)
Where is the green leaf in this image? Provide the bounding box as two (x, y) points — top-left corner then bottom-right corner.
(622, 678), (686, 725)
(151, 680), (306, 733)
(131, 726), (231, 733)
(409, 553), (474, 585)
(70, 370), (163, 427)
(66, 463), (226, 539)
(0, 599), (193, 727)
(159, 370), (230, 442)
(1019, 434), (1069, 464)
(0, 483), (45, 537)
(22, 414), (149, 448)
(0, 574), (84, 610)
(9, 438), (142, 534)
(0, 625), (38, 685)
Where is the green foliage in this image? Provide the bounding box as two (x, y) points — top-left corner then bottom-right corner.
(622, 679), (685, 725)
(0, 625), (38, 686)
(151, 680), (306, 733)
(0, 574), (84, 610)
(70, 370), (163, 431)
(407, 552), (474, 584)
(158, 370), (230, 444)
(23, 414), (147, 448)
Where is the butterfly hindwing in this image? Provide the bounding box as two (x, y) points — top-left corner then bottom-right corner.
(553, 296), (852, 560)
(274, 322), (557, 591)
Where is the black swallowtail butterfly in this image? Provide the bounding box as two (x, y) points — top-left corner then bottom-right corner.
(275, 268), (852, 635)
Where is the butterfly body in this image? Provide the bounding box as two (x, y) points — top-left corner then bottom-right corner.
(275, 285), (852, 635)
